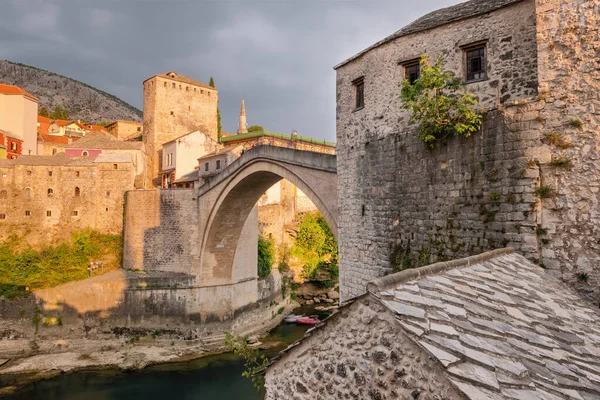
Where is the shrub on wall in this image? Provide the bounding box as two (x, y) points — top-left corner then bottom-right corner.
(257, 235), (274, 278)
(401, 56), (483, 148)
(292, 212), (338, 283)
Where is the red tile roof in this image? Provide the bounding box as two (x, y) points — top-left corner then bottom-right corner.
(0, 83), (39, 102)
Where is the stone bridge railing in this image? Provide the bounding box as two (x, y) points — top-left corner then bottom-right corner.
(198, 145), (337, 196)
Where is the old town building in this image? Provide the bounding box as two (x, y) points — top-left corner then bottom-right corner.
(0, 83), (38, 155)
(0, 153), (135, 245)
(105, 120), (143, 141)
(334, 0), (600, 302)
(0, 129), (23, 159)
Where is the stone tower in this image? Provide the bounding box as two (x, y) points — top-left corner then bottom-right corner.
(142, 71), (218, 187)
(237, 98), (248, 134)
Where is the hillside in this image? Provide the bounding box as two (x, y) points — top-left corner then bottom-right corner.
(0, 60), (142, 123)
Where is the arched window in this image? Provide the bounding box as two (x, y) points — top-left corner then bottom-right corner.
(24, 188), (32, 198)
(0, 190), (7, 199)
(82, 151), (89, 157)
(75, 187), (80, 197)
(47, 188), (53, 197)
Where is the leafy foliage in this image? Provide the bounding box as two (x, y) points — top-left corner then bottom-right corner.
(38, 106), (49, 117)
(257, 235), (274, 278)
(292, 212), (338, 282)
(49, 105), (69, 120)
(248, 125), (264, 133)
(401, 56), (483, 147)
(0, 230), (122, 299)
(223, 332), (269, 390)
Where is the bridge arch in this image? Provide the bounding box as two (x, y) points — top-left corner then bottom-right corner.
(197, 146), (337, 286)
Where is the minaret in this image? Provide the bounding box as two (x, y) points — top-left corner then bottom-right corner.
(237, 98), (248, 134)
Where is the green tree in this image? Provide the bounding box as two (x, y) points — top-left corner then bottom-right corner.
(291, 212), (338, 281)
(38, 106), (49, 117)
(247, 125), (264, 133)
(209, 77), (222, 139)
(49, 105), (69, 120)
(401, 56), (482, 148)
(257, 235), (274, 278)
(223, 332), (269, 390)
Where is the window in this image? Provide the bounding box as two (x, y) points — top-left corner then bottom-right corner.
(24, 188), (31, 198)
(216, 160), (221, 170)
(204, 162), (209, 172)
(113, 164), (118, 170)
(106, 191), (111, 197)
(405, 61), (421, 84)
(25, 210), (30, 216)
(167, 153), (173, 166)
(170, 111), (174, 116)
(353, 77), (365, 110)
(47, 188), (53, 197)
(465, 45), (487, 82)
(0, 214), (5, 220)
(46, 211), (52, 217)
(48, 171), (53, 176)
(0, 190), (6, 199)
(27, 170), (31, 175)
(52, 148), (57, 155)
(72, 210), (78, 216)
(194, 88), (197, 93)
(186, 86), (189, 92)
(10, 142), (17, 151)
(137, 127), (141, 132)
(106, 208), (109, 212)
(75, 187), (80, 196)
(179, 85), (182, 89)
(172, 83), (175, 88)
(75, 171), (80, 177)
(164, 82), (167, 88)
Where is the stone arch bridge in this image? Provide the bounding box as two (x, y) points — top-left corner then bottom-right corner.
(123, 145), (337, 323)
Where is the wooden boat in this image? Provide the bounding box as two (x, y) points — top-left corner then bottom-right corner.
(296, 316), (320, 325)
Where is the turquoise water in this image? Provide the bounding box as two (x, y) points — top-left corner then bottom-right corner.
(5, 308), (325, 400)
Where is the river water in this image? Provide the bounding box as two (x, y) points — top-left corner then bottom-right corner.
(5, 306), (326, 400)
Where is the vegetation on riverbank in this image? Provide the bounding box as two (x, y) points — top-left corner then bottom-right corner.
(291, 212), (338, 287)
(0, 230), (122, 299)
(258, 235), (275, 278)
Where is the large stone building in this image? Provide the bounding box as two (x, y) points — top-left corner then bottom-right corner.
(0, 153), (135, 245)
(0, 84), (38, 156)
(334, 0), (600, 302)
(143, 71), (218, 187)
(105, 120), (143, 141)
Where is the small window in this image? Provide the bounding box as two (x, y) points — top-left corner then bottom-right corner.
(72, 210), (78, 216)
(10, 142), (17, 151)
(46, 211), (52, 217)
(105, 208), (109, 212)
(353, 77), (365, 110)
(194, 88), (197, 93)
(179, 85), (182, 89)
(172, 83), (175, 88)
(137, 127), (141, 132)
(52, 148), (57, 155)
(405, 62), (421, 84)
(48, 171), (53, 176)
(466, 45), (487, 82)
(0, 214), (5, 220)
(204, 162), (209, 172)
(25, 188), (32, 198)
(164, 82), (167, 88)
(186, 86), (189, 92)
(170, 111), (174, 116)
(75, 171), (80, 177)
(216, 160), (221, 170)
(47, 188), (53, 197)
(113, 164), (118, 170)
(106, 191), (111, 197)
(0, 190), (6, 199)
(75, 187), (80, 196)
(201, 90), (204, 94)
(82, 151), (89, 156)
(27, 170), (31, 175)
(25, 210), (31, 216)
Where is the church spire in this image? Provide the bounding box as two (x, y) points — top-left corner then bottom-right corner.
(238, 98), (248, 134)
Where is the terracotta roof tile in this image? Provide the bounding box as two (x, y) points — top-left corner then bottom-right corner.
(0, 83), (39, 102)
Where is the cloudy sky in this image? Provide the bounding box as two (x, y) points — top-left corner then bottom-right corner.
(0, 0), (458, 142)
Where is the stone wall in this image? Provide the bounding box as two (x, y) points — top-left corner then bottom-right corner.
(106, 120), (143, 141)
(265, 296), (462, 399)
(531, 0), (600, 301)
(0, 158), (134, 246)
(334, 0), (600, 302)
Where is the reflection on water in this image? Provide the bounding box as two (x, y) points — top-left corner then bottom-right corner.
(5, 307), (325, 400)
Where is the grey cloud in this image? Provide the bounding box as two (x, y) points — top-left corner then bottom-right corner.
(0, 0), (457, 140)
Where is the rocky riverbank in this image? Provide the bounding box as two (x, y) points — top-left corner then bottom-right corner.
(294, 282), (339, 309)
